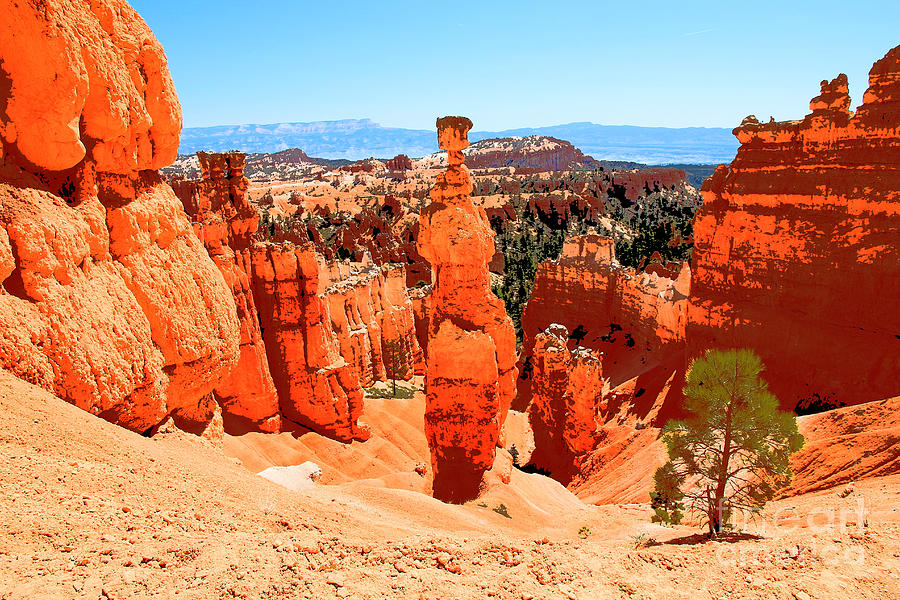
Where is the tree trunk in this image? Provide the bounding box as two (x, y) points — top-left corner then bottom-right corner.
(706, 489), (718, 539)
(711, 398), (735, 537)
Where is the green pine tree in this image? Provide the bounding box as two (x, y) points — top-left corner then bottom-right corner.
(382, 339), (411, 397)
(651, 348), (804, 538)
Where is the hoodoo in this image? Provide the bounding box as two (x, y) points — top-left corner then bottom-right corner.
(172, 152), (281, 433)
(417, 117), (518, 503)
(528, 324), (606, 481)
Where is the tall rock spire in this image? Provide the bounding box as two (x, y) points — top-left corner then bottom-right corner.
(417, 116), (518, 503)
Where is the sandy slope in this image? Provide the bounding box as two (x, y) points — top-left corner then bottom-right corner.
(1, 369), (898, 599)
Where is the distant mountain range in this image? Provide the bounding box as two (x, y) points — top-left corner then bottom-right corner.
(179, 119), (738, 165)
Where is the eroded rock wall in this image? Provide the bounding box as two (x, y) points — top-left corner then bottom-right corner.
(521, 235), (689, 389)
(521, 46), (900, 502)
(611, 168), (686, 203)
(324, 262), (425, 387)
(0, 172), (240, 435)
(249, 242), (371, 442)
(0, 0), (428, 445)
(0, 0), (238, 437)
(689, 47), (900, 411)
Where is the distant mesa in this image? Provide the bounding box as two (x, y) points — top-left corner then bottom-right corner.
(178, 119), (740, 165)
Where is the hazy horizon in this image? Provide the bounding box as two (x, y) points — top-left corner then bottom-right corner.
(130, 0), (900, 132)
(181, 117), (737, 132)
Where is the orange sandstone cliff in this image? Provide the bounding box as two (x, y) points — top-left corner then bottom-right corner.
(0, 0), (239, 435)
(418, 117), (518, 503)
(521, 235), (690, 395)
(249, 242), (369, 442)
(689, 47), (900, 412)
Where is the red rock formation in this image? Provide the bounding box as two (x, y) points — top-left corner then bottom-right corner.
(385, 154), (413, 171)
(410, 286), (432, 360)
(521, 235), (689, 393)
(338, 160), (380, 174)
(525, 194), (575, 227)
(528, 325), (606, 481)
(478, 197), (517, 229)
(324, 261), (425, 386)
(689, 46), (900, 411)
(172, 152), (281, 433)
(175, 152), (425, 438)
(0, 0), (181, 172)
(418, 116), (518, 503)
(309, 199), (428, 287)
(464, 137), (596, 171)
(565, 354), (686, 504)
(246, 147), (319, 178)
(250, 242), (369, 442)
(0, 171), (241, 434)
(515, 235), (689, 487)
(0, 0), (238, 437)
(610, 168), (686, 203)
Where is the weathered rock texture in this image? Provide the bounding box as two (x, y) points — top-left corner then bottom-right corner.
(324, 261), (425, 386)
(385, 154), (413, 171)
(517, 235), (688, 490)
(0, 0), (238, 437)
(690, 47), (900, 411)
(0, 0), (181, 172)
(527, 325), (606, 481)
(418, 116), (518, 503)
(0, 172), (241, 434)
(250, 242), (369, 442)
(172, 152), (280, 433)
(522, 235), (689, 391)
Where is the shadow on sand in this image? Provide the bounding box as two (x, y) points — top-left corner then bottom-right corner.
(655, 531), (763, 546)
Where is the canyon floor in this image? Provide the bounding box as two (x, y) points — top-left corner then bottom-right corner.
(2, 370), (898, 600)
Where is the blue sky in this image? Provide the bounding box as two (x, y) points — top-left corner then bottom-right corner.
(130, 0), (900, 131)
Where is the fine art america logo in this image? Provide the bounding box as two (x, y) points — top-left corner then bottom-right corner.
(715, 495), (869, 568)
